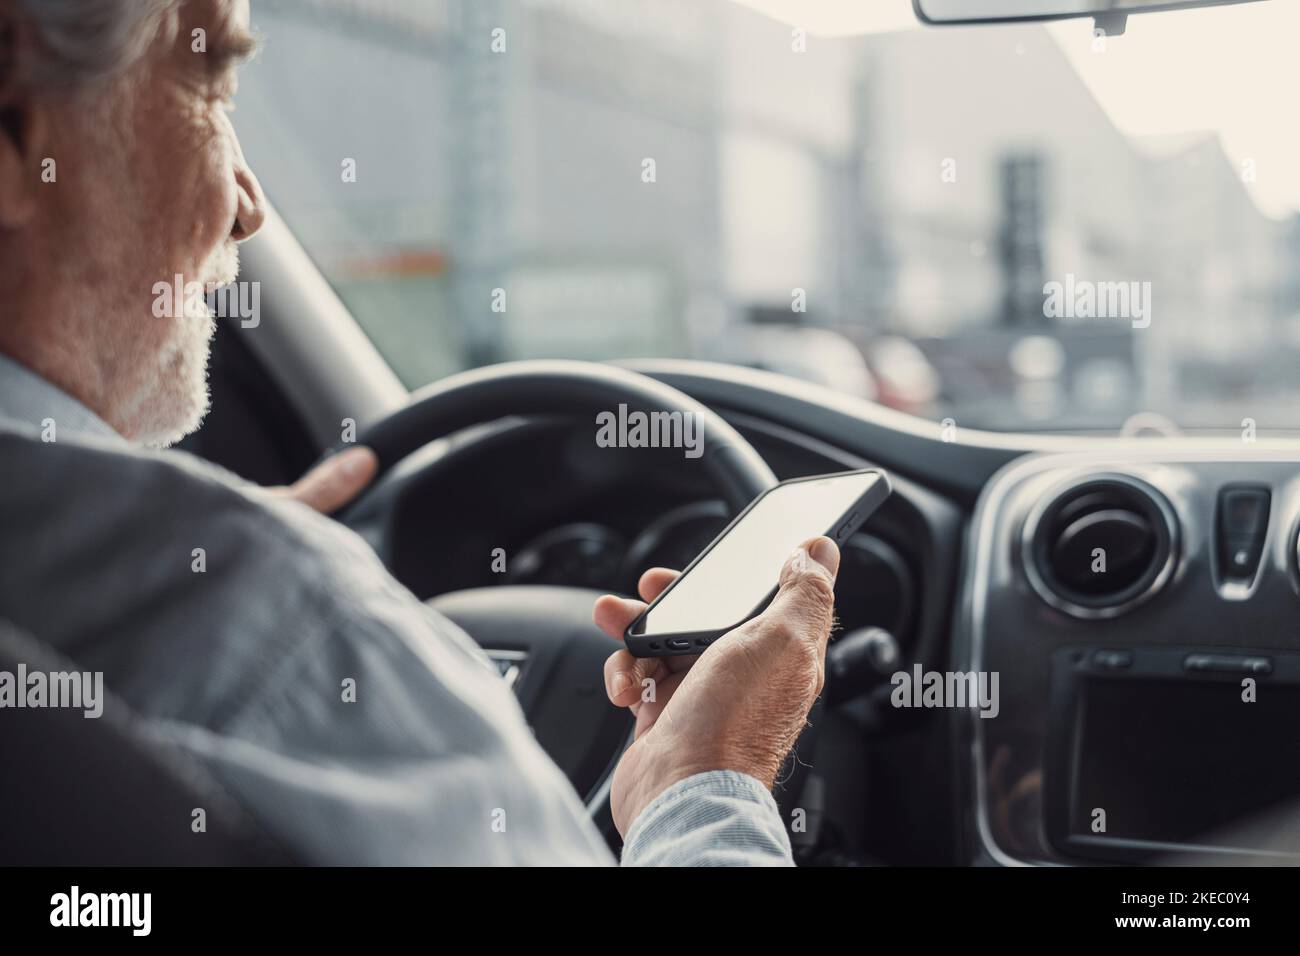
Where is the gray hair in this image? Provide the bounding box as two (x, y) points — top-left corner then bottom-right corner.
(14, 0), (177, 89)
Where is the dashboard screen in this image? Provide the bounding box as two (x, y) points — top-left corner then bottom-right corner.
(1071, 677), (1300, 850)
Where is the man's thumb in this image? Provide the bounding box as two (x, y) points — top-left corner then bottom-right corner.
(763, 536), (840, 642)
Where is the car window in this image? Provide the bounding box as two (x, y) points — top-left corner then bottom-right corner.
(235, 0), (1300, 434)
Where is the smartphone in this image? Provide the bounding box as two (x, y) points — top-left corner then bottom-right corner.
(624, 468), (891, 658)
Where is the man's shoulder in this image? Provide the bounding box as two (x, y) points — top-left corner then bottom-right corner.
(0, 422), (331, 566)
(1, 418), (252, 507)
(0, 424), (387, 722)
(1, 421), (345, 551)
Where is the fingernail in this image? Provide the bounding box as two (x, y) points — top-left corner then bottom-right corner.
(808, 537), (840, 574)
(610, 672), (631, 698)
(789, 546), (808, 573)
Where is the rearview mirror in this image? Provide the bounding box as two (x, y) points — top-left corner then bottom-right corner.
(913, 0), (1265, 32)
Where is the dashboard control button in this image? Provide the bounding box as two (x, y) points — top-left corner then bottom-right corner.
(1092, 649), (1132, 670)
(1219, 487), (1270, 535)
(1183, 653), (1273, 675)
(1224, 532), (1263, 572)
(1216, 486), (1269, 581)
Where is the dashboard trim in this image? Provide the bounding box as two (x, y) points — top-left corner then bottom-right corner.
(627, 359), (1300, 504)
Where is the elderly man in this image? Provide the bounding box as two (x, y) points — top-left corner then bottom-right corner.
(0, 0), (841, 865)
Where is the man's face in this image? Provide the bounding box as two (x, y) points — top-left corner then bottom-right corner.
(39, 0), (265, 445)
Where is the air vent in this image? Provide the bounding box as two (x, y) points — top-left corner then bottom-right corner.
(1023, 475), (1178, 619)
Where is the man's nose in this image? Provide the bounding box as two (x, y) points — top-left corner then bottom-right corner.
(231, 137), (267, 242)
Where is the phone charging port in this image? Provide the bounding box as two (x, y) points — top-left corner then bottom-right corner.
(666, 639), (691, 651)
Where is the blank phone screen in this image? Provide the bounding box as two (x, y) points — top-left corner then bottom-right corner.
(632, 472), (880, 636)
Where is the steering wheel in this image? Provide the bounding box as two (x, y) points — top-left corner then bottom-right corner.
(334, 360), (777, 821)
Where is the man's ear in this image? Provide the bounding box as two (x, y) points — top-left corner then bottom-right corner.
(0, 4), (50, 229)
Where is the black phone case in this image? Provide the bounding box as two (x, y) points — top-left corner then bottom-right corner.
(623, 468), (892, 658)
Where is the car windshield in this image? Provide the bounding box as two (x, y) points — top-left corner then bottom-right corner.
(233, 0), (1300, 435)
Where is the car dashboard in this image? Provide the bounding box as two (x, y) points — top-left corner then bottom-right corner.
(331, 360), (1300, 866)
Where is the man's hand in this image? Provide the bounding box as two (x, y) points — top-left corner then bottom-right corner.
(593, 536), (840, 837)
(267, 446), (379, 515)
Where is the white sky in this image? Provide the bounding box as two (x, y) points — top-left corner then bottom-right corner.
(1048, 2), (1300, 217)
(735, 0), (921, 34)
(734, 0), (1300, 217)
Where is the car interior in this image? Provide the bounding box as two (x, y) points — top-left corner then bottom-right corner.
(6, 0), (1300, 871)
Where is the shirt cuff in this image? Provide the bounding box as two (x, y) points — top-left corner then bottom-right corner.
(619, 770), (794, 867)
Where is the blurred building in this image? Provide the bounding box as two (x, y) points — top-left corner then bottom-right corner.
(236, 0), (1298, 430)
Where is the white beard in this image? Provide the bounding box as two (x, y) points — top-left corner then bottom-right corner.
(125, 294), (218, 449)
